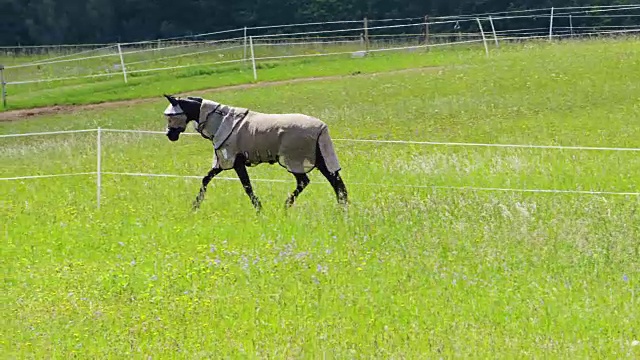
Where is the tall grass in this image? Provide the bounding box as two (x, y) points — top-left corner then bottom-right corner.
(2, 38), (640, 358)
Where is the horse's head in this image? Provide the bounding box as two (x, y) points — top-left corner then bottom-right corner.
(163, 94), (203, 141)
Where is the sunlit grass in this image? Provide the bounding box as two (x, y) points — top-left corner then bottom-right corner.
(2, 41), (484, 110)
(2, 37), (640, 357)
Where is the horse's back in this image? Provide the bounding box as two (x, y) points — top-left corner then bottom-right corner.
(238, 111), (327, 152)
(224, 111), (335, 173)
(245, 111), (327, 133)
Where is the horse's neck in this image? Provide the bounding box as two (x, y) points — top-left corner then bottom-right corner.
(197, 109), (225, 139)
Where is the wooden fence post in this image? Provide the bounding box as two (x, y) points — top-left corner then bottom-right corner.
(0, 65), (6, 108)
(425, 15), (430, 50)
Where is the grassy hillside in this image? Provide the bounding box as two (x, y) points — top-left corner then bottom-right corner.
(0, 42), (488, 111)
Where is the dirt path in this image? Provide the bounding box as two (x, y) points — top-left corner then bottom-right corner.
(0, 66), (446, 122)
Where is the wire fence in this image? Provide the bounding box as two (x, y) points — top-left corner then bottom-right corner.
(2, 128), (640, 210)
(2, 3), (640, 103)
(2, 3), (639, 52)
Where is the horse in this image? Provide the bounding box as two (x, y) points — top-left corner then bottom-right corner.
(162, 94), (348, 211)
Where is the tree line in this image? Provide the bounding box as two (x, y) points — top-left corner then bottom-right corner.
(0, 0), (637, 46)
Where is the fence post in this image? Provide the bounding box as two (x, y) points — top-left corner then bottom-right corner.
(97, 127), (102, 209)
(476, 18), (489, 57)
(424, 15), (430, 50)
(117, 43), (128, 83)
(569, 15), (574, 37)
(249, 36), (258, 81)
(488, 16), (499, 47)
(0, 64), (6, 109)
(243, 26), (248, 63)
(454, 21), (462, 42)
(549, 7), (555, 41)
(364, 17), (370, 52)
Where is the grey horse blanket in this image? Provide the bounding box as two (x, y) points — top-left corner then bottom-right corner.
(197, 100), (341, 174)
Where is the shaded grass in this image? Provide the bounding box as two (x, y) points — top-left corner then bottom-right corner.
(2, 38), (640, 358)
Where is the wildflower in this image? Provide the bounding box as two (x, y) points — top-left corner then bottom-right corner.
(317, 264), (329, 275)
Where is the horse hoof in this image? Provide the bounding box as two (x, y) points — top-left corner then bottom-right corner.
(284, 197), (295, 208)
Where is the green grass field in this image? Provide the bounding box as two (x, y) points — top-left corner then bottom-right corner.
(2, 38), (640, 358)
(0, 33), (461, 108)
(0, 40), (484, 111)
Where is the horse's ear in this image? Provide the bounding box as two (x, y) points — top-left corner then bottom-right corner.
(164, 94), (179, 106)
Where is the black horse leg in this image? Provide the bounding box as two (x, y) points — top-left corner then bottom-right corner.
(315, 147), (348, 205)
(193, 167), (223, 210)
(285, 173), (310, 208)
(233, 156), (262, 211)
(320, 168), (348, 205)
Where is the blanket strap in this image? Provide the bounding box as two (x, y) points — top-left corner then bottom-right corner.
(195, 103), (222, 140)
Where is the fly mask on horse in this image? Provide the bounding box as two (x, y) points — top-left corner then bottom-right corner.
(163, 94), (348, 211)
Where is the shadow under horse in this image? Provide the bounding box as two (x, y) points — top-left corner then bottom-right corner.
(162, 94), (348, 211)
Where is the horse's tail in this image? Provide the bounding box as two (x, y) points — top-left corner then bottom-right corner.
(316, 125), (341, 173)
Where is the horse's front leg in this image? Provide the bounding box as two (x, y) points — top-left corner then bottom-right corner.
(193, 167), (223, 210)
(285, 173), (310, 208)
(233, 156), (262, 212)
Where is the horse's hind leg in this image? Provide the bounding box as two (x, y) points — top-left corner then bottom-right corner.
(320, 168), (348, 205)
(233, 155), (262, 211)
(315, 146), (348, 205)
(285, 173), (310, 208)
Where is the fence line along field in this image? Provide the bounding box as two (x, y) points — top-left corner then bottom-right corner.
(2, 36), (640, 357)
(3, 4), (640, 111)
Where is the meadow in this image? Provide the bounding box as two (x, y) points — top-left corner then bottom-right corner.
(2, 38), (640, 358)
(0, 36), (483, 111)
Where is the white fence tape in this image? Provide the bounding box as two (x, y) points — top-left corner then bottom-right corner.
(101, 172), (640, 197)
(125, 44), (246, 67)
(102, 172), (290, 183)
(6, 7), (640, 86)
(348, 182), (640, 197)
(3, 170), (639, 197)
(121, 37), (245, 57)
(8, 73), (120, 85)
(5, 52), (121, 70)
(3, 3), (638, 51)
(4, 128), (640, 152)
(4, 4), (636, 52)
(21, 45), (119, 67)
(0, 172), (97, 181)
(441, 4), (640, 20)
(0, 129), (98, 138)
(3, 128), (640, 201)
